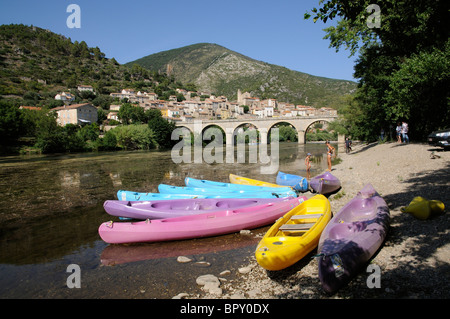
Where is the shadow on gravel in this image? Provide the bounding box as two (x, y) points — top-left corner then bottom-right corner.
(378, 161), (449, 298)
(384, 161), (450, 210)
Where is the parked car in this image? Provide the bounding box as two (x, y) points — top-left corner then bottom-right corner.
(428, 128), (450, 149)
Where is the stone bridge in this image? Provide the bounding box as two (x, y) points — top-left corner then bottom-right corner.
(175, 115), (339, 145)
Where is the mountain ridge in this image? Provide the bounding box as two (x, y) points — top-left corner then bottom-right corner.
(126, 43), (356, 108)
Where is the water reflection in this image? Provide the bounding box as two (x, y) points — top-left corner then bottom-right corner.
(100, 232), (262, 266)
(0, 142), (337, 298)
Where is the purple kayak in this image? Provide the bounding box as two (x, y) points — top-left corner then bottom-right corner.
(317, 184), (390, 294)
(103, 197), (292, 220)
(99, 197), (307, 244)
(310, 171), (341, 194)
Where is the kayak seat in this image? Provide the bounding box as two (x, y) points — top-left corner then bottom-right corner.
(290, 214), (323, 220)
(279, 223), (315, 232)
(338, 198), (377, 222)
(327, 223), (357, 240)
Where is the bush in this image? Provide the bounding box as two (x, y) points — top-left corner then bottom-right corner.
(97, 130), (118, 151)
(110, 125), (155, 150)
(278, 125), (298, 142)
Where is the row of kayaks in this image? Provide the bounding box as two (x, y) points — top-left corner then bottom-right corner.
(98, 172), (390, 294)
(117, 171), (341, 202)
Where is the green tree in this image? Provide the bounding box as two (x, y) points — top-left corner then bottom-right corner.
(112, 125), (155, 150)
(278, 124), (298, 142)
(118, 103), (134, 124)
(0, 100), (24, 147)
(63, 124), (86, 152)
(148, 116), (176, 149)
(34, 112), (67, 153)
(305, 0), (449, 141)
(130, 105), (146, 124)
(98, 130), (118, 151)
(97, 108), (107, 124)
(145, 108), (162, 122)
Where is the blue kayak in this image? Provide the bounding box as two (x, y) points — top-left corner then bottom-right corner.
(118, 189), (294, 201)
(276, 171), (309, 192)
(158, 184), (297, 198)
(185, 177), (293, 193)
(117, 190), (210, 201)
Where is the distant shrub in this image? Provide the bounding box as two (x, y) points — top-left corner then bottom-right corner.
(110, 125), (155, 150)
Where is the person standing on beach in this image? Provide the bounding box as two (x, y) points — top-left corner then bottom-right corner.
(401, 121), (409, 144)
(345, 137), (352, 153)
(325, 140), (335, 171)
(396, 122), (402, 143)
(305, 153), (312, 179)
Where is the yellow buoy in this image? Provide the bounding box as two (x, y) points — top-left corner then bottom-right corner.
(401, 196), (445, 220)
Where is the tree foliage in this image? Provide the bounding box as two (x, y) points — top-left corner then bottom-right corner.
(0, 100), (24, 147)
(111, 125), (155, 150)
(148, 116), (177, 149)
(305, 0), (449, 141)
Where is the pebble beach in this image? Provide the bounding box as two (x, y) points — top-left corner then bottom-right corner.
(182, 142), (449, 299)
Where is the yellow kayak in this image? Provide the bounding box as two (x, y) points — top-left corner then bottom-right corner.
(229, 174), (286, 188)
(255, 194), (331, 271)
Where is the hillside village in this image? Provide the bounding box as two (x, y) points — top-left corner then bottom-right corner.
(46, 85), (338, 127)
(17, 81), (340, 130)
(108, 87), (337, 122)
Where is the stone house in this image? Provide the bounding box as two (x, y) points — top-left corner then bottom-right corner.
(52, 103), (98, 126)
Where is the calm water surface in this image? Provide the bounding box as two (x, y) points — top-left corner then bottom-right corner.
(0, 142), (337, 298)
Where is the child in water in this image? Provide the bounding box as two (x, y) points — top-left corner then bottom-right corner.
(305, 153), (312, 179)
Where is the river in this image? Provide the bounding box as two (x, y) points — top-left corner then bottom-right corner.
(0, 142), (337, 298)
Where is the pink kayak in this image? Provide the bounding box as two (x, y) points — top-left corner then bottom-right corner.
(98, 196), (307, 244)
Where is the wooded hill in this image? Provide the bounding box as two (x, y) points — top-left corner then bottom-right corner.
(0, 24), (189, 107)
(127, 43), (357, 108)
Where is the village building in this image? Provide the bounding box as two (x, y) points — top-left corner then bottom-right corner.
(107, 111), (119, 122)
(55, 92), (75, 102)
(109, 88), (137, 101)
(77, 85), (94, 92)
(52, 103), (98, 126)
(318, 107), (338, 116)
(19, 106), (42, 111)
(109, 104), (121, 111)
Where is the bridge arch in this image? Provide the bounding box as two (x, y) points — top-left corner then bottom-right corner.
(174, 116), (338, 145)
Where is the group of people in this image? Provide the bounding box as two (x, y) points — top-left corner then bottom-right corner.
(304, 121), (410, 176)
(304, 140), (336, 178)
(396, 121), (409, 144)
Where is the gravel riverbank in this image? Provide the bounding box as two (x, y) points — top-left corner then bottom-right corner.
(187, 142), (449, 299)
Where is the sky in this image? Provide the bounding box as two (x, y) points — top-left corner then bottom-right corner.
(0, 0), (358, 81)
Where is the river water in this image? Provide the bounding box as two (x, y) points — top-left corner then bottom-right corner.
(0, 142), (337, 298)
